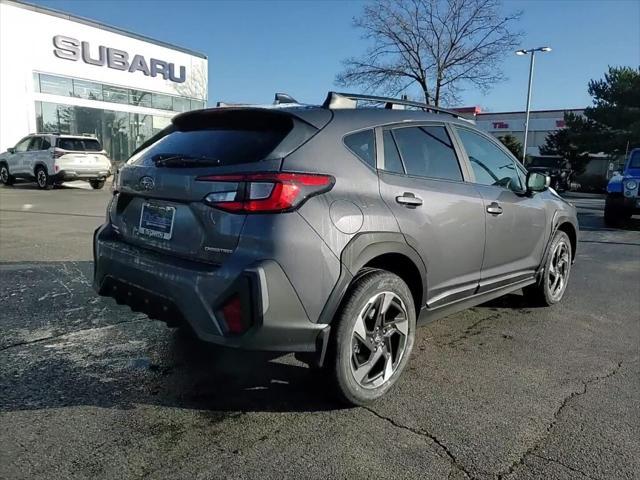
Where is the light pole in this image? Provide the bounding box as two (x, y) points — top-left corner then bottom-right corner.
(516, 46), (551, 161)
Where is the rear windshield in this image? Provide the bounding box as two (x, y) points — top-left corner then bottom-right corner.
(57, 138), (102, 151)
(128, 110), (297, 168)
(129, 129), (288, 168)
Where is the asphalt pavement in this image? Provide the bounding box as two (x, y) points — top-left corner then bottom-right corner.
(1, 181), (638, 480)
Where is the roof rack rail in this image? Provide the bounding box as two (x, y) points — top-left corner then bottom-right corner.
(322, 91), (464, 119)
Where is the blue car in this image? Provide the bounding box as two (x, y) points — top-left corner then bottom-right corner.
(605, 148), (640, 225)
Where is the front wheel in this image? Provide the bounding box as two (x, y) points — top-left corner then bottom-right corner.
(35, 166), (52, 190)
(524, 230), (572, 306)
(328, 270), (416, 406)
(89, 179), (106, 190)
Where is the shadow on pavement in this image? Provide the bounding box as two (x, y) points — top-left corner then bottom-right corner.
(2, 199), (637, 416)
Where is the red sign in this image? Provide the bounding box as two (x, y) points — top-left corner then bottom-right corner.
(492, 122), (509, 129)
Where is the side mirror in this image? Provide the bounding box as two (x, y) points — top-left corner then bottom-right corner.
(7, 147), (15, 154)
(527, 171), (550, 193)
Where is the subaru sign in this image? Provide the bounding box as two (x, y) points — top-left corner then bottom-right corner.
(53, 35), (186, 83)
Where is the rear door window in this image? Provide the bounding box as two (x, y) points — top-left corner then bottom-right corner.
(344, 129), (376, 169)
(27, 137), (42, 151)
(392, 126), (463, 181)
(382, 130), (405, 174)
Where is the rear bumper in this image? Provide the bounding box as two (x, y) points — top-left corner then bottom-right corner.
(55, 169), (111, 181)
(93, 223), (328, 352)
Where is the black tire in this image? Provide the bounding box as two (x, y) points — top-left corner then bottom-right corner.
(523, 230), (572, 306)
(604, 197), (621, 227)
(89, 179), (106, 190)
(327, 270), (416, 406)
(0, 163), (14, 186)
(35, 166), (53, 190)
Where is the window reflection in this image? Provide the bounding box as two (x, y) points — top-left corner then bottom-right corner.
(103, 85), (129, 104)
(73, 79), (103, 101)
(33, 73), (204, 113)
(35, 101), (173, 164)
(39, 74), (73, 96)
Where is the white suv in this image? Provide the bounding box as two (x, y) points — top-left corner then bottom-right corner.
(0, 134), (112, 189)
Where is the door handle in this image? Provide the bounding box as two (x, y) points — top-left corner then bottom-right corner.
(396, 192), (423, 207)
(486, 202), (503, 215)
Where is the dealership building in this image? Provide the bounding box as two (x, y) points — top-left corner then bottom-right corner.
(454, 107), (585, 157)
(0, 0), (208, 162)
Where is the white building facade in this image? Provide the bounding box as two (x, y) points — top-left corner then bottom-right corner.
(473, 109), (584, 157)
(0, 0), (208, 162)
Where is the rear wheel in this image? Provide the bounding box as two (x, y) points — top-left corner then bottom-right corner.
(524, 230), (572, 306)
(328, 270), (416, 405)
(0, 164), (14, 186)
(35, 166), (52, 190)
(89, 179), (106, 190)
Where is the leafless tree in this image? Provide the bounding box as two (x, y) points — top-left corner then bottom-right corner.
(336, 0), (522, 106)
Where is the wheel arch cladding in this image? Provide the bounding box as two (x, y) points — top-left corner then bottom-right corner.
(342, 232), (427, 314)
(556, 221), (577, 260)
(34, 162), (48, 174)
(362, 253), (423, 316)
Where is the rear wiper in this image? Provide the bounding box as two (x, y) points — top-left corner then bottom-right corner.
(153, 154), (221, 168)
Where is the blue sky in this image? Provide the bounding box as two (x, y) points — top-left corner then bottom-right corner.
(31, 0), (640, 112)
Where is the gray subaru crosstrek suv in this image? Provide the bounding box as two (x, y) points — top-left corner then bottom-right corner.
(94, 92), (578, 405)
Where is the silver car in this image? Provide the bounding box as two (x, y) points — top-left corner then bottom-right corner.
(93, 92), (578, 405)
(0, 133), (111, 189)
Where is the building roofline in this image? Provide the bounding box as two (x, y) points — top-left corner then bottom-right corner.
(2, 0), (208, 59)
(476, 108), (584, 116)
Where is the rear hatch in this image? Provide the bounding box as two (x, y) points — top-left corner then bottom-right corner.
(55, 137), (110, 171)
(111, 108), (323, 264)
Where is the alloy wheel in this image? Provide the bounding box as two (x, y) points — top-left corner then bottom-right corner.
(37, 170), (47, 188)
(350, 291), (409, 389)
(548, 240), (570, 300)
(0, 166), (8, 184)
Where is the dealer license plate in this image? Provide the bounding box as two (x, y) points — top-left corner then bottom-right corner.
(138, 203), (175, 240)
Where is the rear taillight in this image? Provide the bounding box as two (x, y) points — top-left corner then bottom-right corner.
(197, 172), (334, 213)
(52, 148), (65, 159)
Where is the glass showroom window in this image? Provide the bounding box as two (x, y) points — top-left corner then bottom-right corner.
(73, 79), (103, 101)
(152, 93), (173, 111)
(103, 85), (129, 104)
(39, 74), (73, 97)
(35, 101), (173, 163)
(130, 90), (153, 108)
(173, 96), (191, 112)
(190, 99), (206, 110)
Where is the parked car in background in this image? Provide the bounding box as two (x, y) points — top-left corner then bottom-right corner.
(94, 92), (578, 405)
(0, 134), (112, 189)
(605, 148), (640, 225)
(525, 156), (572, 192)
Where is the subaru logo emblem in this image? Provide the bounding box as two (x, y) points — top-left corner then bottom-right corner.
(139, 176), (155, 191)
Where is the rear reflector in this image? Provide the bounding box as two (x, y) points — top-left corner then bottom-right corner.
(198, 172), (334, 213)
(220, 294), (246, 334)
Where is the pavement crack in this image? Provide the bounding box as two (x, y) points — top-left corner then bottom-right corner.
(362, 406), (477, 479)
(0, 318), (149, 352)
(529, 453), (599, 480)
(496, 360), (624, 479)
